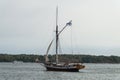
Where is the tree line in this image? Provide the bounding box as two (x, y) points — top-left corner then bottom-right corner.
(0, 54), (120, 63)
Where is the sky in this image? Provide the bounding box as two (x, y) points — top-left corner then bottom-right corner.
(0, 0), (120, 56)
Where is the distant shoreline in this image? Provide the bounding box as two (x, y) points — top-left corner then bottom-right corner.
(0, 54), (120, 63)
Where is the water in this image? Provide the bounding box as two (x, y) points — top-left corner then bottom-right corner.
(0, 63), (120, 80)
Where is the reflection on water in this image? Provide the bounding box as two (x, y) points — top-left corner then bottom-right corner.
(0, 63), (120, 80)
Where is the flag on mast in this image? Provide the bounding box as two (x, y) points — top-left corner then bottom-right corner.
(66, 20), (72, 26)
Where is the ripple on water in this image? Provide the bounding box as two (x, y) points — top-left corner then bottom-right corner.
(0, 63), (120, 80)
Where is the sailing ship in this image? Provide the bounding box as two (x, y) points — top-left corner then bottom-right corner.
(44, 7), (85, 72)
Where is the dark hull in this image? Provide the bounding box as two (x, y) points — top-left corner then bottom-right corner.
(45, 66), (79, 72)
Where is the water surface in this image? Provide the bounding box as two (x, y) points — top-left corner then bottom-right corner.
(0, 63), (120, 80)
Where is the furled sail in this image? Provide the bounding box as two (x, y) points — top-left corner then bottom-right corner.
(45, 39), (54, 62)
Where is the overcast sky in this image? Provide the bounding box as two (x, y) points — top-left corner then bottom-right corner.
(0, 0), (120, 55)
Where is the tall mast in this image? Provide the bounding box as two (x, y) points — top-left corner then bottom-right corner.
(56, 6), (59, 64)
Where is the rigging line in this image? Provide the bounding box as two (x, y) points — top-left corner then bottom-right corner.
(58, 38), (63, 54)
(70, 24), (73, 54)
